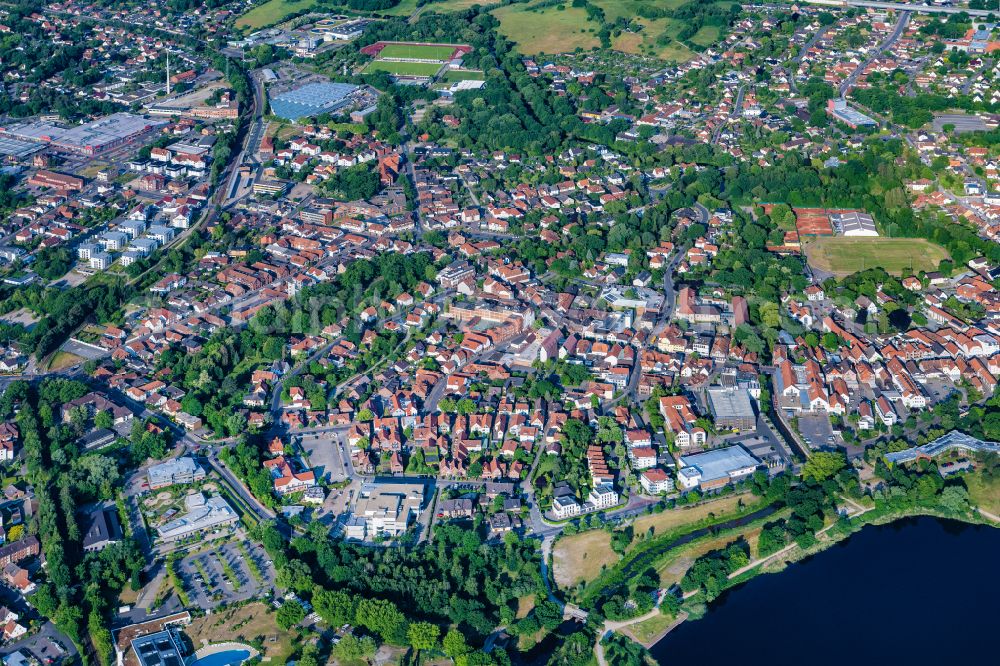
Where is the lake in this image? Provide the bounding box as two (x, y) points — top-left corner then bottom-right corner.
(652, 516), (1000, 665)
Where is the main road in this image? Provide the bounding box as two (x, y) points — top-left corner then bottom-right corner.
(800, 0), (996, 16)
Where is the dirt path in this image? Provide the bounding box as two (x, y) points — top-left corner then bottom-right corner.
(976, 507), (1000, 523)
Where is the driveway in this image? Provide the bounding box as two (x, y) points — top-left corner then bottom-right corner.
(0, 622), (78, 664)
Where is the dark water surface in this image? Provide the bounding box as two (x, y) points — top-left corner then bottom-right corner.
(652, 516), (1000, 665)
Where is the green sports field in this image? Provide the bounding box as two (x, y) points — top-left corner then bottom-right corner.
(441, 69), (485, 82)
(803, 237), (951, 276)
(377, 43), (458, 60)
(364, 60), (444, 76)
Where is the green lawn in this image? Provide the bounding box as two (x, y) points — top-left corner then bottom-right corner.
(967, 472), (1000, 516)
(384, 0), (420, 15)
(378, 43), (459, 60)
(804, 237), (951, 276)
(441, 69), (485, 82)
(610, 17), (696, 61)
(690, 25), (721, 47)
(621, 608), (678, 646)
(594, 0), (724, 60)
(364, 60), (443, 76)
(235, 0), (318, 31)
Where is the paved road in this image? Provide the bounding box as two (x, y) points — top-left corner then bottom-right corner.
(458, 170), (481, 207)
(790, 24), (831, 94)
(269, 341), (335, 414)
(203, 453), (276, 523)
(657, 243), (688, 331)
(838, 10), (910, 98)
(961, 58), (992, 96)
(801, 0), (994, 17)
(711, 83), (747, 144)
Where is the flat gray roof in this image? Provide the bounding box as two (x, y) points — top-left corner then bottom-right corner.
(0, 136), (42, 158)
(131, 631), (184, 666)
(148, 456), (202, 485)
(707, 387), (756, 420)
(270, 82), (358, 121)
(680, 445), (759, 483)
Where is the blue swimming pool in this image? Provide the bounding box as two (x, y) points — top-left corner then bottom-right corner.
(188, 649), (252, 666)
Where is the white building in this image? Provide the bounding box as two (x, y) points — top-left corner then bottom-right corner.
(147, 457), (205, 489)
(587, 483), (619, 509)
(831, 211), (878, 237)
(77, 243), (98, 260)
(677, 445), (760, 491)
(347, 482), (424, 541)
(89, 251), (112, 270)
(100, 231), (128, 251)
(640, 468), (674, 494)
(629, 447), (658, 470)
(147, 225), (176, 244)
(552, 495), (580, 520)
(156, 493), (238, 543)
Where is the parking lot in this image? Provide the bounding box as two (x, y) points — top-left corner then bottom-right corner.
(177, 541), (275, 609)
(797, 413), (837, 450)
(922, 378), (957, 403)
(298, 431), (351, 483)
(0, 623), (76, 665)
(59, 337), (109, 361)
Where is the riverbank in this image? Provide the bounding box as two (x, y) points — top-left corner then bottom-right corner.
(571, 497), (778, 608)
(631, 503), (998, 650)
(650, 514), (1000, 664)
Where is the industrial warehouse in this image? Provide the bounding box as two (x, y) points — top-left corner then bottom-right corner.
(0, 112), (164, 156)
(268, 81), (360, 121)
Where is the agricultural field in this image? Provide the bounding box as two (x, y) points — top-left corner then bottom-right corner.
(386, 0), (489, 15)
(384, 0), (420, 14)
(493, 4), (602, 55)
(494, 0), (719, 62)
(690, 24), (721, 47)
(612, 25), (696, 62)
(591, 0), (690, 21)
(236, 0), (469, 28)
(592, 0), (719, 62)
(378, 43), (459, 60)
(364, 60), (444, 76)
(235, 0), (319, 31)
(803, 237), (951, 276)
